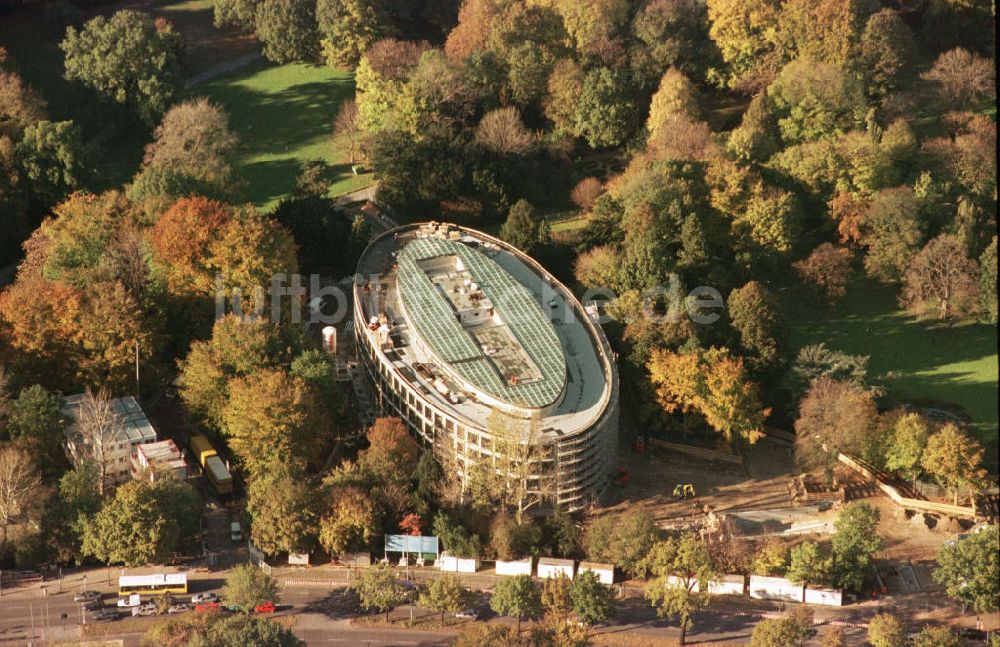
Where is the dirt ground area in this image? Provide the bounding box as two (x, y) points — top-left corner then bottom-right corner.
(601, 438), (804, 526)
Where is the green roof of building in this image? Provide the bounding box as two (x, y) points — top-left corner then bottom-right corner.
(397, 237), (567, 408)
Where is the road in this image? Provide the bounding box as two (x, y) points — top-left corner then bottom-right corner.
(0, 569), (887, 646)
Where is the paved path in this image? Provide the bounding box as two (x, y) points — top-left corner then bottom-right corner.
(185, 50), (262, 88)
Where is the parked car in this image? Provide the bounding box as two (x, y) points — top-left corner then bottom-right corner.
(254, 602), (276, 613)
(455, 609), (479, 620)
(74, 591), (101, 602)
(117, 596), (141, 608)
(81, 599), (103, 611)
(167, 604), (190, 614)
(195, 602), (221, 613)
(90, 609), (119, 622)
(132, 604), (157, 617)
(191, 592), (218, 604)
(230, 521), (243, 542)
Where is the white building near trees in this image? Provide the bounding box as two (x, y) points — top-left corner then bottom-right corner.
(62, 393), (158, 487)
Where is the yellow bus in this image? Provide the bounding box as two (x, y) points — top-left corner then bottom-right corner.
(118, 574), (188, 597)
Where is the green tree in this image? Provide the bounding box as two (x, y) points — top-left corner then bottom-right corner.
(933, 524), (998, 614)
(860, 186), (924, 283)
(921, 423), (987, 506)
(785, 343), (870, 401)
(60, 10), (182, 124)
(727, 93), (780, 162)
(223, 564), (281, 612)
(585, 510), (658, 577)
(500, 199), (549, 253)
(352, 562), (408, 622)
(207, 614), (304, 646)
(867, 612), (906, 647)
(16, 120), (85, 205)
(830, 502), (883, 592)
(732, 187), (802, 267)
(573, 67), (639, 148)
(246, 461), (316, 556)
(45, 462), (101, 562)
(432, 511), (482, 559)
(419, 573), (469, 624)
(317, 0), (391, 67)
(883, 412), (930, 487)
(178, 315), (298, 431)
(749, 614), (811, 647)
(221, 368), (320, 477)
(7, 384), (66, 472)
(643, 533), (716, 646)
(786, 541), (831, 601)
(727, 281), (785, 371)
(980, 236), (998, 323)
(81, 476), (200, 566)
(254, 0), (321, 63)
(570, 570), (616, 626)
(490, 574), (541, 633)
(213, 0), (260, 31)
(911, 625), (962, 647)
(858, 9), (915, 99)
(767, 59), (867, 144)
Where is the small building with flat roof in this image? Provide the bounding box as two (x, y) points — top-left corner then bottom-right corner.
(133, 439), (187, 482)
(63, 394), (158, 486)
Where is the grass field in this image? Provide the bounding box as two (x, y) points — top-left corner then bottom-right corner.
(196, 59), (374, 212)
(786, 279), (998, 446)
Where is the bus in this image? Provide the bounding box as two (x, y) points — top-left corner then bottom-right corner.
(118, 573), (188, 597)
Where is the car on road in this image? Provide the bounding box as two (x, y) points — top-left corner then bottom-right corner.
(195, 602), (221, 613)
(455, 609), (479, 620)
(74, 591), (101, 602)
(117, 596), (141, 608)
(167, 604), (190, 614)
(132, 604), (158, 617)
(191, 592), (218, 604)
(254, 602), (276, 613)
(81, 599), (103, 611)
(90, 609), (119, 622)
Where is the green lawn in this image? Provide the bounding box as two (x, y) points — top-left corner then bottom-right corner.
(785, 279), (998, 446)
(195, 59), (374, 212)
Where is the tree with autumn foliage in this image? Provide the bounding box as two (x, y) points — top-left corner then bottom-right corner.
(920, 423), (987, 506)
(317, 485), (377, 557)
(221, 368), (324, 477)
(177, 314), (300, 431)
(358, 417), (419, 484)
(150, 196), (233, 295)
(901, 234), (979, 320)
(794, 377), (877, 480)
(647, 346), (769, 451)
(793, 243), (854, 304)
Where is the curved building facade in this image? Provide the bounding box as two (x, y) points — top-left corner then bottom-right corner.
(353, 222), (619, 513)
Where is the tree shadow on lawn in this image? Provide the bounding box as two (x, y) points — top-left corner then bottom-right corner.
(235, 157), (305, 208)
(301, 588), (361, 620)
(197, 67), (354, 157)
